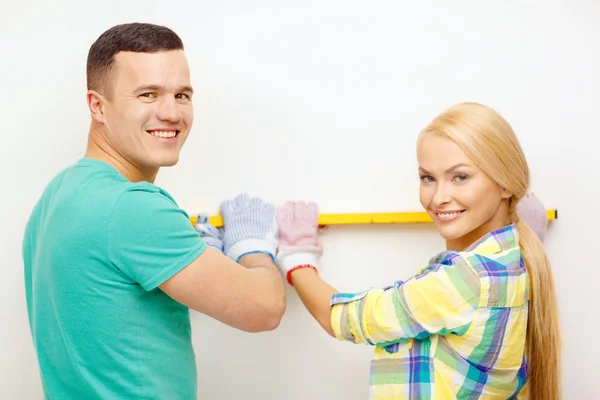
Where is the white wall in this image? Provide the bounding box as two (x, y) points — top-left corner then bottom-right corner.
(2, 1), (599, 398)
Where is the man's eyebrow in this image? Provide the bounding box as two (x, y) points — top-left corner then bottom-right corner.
(134, 85), (194, 94)
(179, 85), (194, 94)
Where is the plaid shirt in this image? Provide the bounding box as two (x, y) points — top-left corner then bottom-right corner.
(330, 224), (529, 399)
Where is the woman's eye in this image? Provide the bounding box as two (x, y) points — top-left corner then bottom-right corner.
(420, 175), (434, 183)
(454, 174), (468, 182)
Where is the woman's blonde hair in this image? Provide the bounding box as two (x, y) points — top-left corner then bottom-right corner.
(418, 102), (561, 399)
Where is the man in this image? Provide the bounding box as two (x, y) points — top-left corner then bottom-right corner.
(22, 22), (285, 399)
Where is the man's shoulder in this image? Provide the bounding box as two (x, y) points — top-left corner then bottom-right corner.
(111, 181), (181, 217)
(26, 158), (181, 235)
(58, 158), (178, 210)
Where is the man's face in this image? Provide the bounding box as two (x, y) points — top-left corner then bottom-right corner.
(101, 50), (193, 171)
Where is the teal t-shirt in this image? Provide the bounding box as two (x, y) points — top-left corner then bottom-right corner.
(22, 158), (207, 399)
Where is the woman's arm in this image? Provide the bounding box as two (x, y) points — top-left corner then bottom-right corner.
(276, 201), (482, 346)
(289, 267), (338, 336)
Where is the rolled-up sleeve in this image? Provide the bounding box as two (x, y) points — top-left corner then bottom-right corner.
(330, 254), (481, 347)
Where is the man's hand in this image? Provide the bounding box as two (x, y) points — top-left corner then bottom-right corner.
(221, 194), (279, 262)
(194, 214), (224, 253)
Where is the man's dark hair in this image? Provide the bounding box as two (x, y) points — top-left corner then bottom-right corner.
(86, 22), (184, 96)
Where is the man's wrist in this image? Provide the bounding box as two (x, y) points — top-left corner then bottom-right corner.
(238, 252), (277, 269)
(226, 238), (277, 262)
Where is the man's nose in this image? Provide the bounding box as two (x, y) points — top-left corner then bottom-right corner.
(156, 96), (181, 122)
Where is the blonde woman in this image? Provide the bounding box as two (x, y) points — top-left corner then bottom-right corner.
(275, 103), (561, 399)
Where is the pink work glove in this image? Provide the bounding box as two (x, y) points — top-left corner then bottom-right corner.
(275, 201), (323, 285)
(516, 192), (548, 242)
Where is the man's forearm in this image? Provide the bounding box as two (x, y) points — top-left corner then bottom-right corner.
(238, 253), (286, 321)
(239, 253), (283, 283)
(290, 268), (338, 337)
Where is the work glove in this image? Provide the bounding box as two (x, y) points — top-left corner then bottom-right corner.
(194, 214), (224, 253)
(516, 192), (548, 242)
(275, 201), (323, 285)
(221, 194), (279, 262)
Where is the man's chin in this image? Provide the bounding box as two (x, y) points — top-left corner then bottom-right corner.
(153, 155), (180, 168)
(160, 160), (179, 167)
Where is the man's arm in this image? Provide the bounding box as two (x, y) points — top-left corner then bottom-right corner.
(159, 193), (286, 332)
(159, 249), (285, 332)
(108, 191), (286, 333)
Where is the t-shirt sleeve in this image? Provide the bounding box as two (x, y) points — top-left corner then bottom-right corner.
(107, 186), (207, 291)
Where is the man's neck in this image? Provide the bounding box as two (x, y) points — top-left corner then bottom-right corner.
(85, 124), (159, 183)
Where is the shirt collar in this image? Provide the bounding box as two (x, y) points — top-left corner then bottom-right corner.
(462, 223), (519, 254)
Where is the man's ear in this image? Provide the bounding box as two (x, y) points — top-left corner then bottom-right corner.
(87, 90), (107, 124)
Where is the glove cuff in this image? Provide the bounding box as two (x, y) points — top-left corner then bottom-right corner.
(227, 238), (277, 262)
(276, 248), (320, 273)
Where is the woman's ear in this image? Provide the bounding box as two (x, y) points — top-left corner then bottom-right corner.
(501, 188), (513, 199)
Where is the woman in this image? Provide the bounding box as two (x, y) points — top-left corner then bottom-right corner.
(275, 102), (561, 399)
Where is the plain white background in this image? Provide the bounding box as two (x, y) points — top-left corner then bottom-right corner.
(2, 1), (599, 398)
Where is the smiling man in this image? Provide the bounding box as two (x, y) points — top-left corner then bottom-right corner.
(85, 32), (194, 181)
(22, 23), (286, 399)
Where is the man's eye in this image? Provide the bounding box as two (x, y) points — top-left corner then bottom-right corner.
(140, 93), (156, 98)
(176, 93), (190, 100)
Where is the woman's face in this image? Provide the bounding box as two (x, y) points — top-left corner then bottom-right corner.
(417, 132), (512, 250)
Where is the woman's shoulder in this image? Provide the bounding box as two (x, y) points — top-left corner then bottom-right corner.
(424, 228), (523, 277)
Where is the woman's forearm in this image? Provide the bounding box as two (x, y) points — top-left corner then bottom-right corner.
(290, 268), (339, 337)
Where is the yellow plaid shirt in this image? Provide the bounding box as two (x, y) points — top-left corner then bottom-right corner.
(330, 224), (529, 399)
